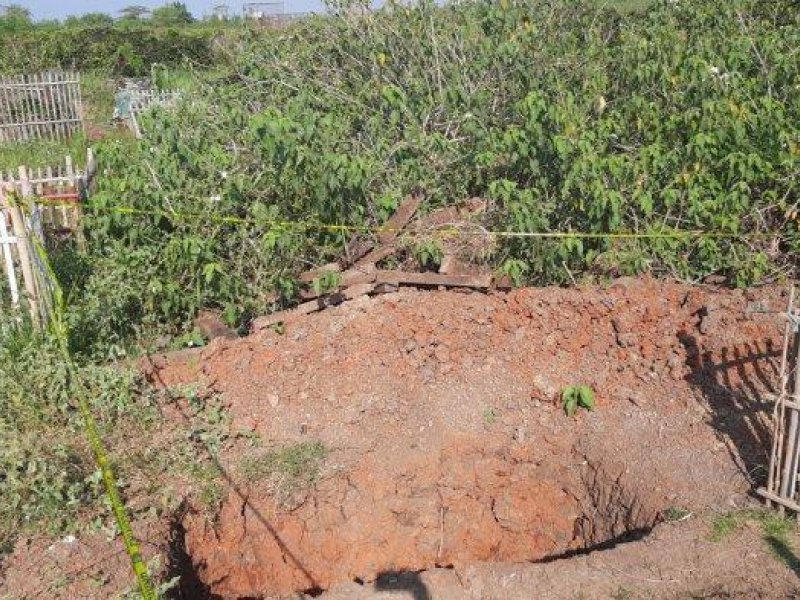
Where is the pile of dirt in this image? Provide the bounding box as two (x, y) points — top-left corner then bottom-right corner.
(141, 277), (789, 598)
(3, 277), (797, 599)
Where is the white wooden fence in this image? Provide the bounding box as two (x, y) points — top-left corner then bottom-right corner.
(113, 88), (181, 139)
(0, 71), (84, 142)
(0, 151), (95, 327)
(128, 89), (181, 139)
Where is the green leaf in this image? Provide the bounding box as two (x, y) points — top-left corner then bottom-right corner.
(562, 388), (578, 417)
(577, 385), (595, 410)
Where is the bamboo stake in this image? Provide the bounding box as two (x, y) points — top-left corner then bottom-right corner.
(9, 167), (39, 327)
(780, 377), (800, 499)
(73, 149), (90, 252)
(785, 315), (800, 503)
(43, 71), (55, 141)
(767, 287), (795, 508)
(44, 165), (54, 228)
(75, 72), (84, 137)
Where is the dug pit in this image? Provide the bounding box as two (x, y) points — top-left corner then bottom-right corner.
(146, 279), (784, 599)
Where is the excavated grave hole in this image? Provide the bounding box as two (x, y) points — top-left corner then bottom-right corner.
(168, 447), (663, 599)
(149, 281), (784, 599)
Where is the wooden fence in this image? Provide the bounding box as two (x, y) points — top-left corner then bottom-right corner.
(0, 71), (83, 142)
(0, 151), (95, 326)
(114, 87), (181, 139)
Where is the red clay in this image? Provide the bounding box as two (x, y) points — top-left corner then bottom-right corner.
(143, 277), (787, 598)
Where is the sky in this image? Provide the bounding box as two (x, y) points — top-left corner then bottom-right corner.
(16, 0), (325, 21)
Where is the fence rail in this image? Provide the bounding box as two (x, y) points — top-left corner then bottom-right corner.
(0, 71), (83, 142)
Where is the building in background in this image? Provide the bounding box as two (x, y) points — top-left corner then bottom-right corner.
(243, 2), (285, 20)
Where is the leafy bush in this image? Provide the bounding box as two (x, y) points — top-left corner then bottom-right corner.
(59, 0), (800, 354)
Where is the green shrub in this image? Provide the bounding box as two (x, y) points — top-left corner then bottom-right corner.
(56, 0), (800, 354)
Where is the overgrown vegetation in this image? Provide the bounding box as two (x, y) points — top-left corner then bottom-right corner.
(57, 0), (800, 356)
(0, 320), (151, 554)
(0, 3), (232, 76)
(0, 317), (237, 568)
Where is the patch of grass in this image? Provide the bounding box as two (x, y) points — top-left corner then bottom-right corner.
(241, 441), (327, 507)
(483, 406), (498, 426)
(0, 133), (89, 171)
(663, 506), (692, 522)
(709, 513), (740, 542)
(710, 508), (797, 542)
(196, 477), (225, 516)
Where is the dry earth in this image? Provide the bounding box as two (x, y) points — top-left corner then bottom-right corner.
(3, 277), (800, 599)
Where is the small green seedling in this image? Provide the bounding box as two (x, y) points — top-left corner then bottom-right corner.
(562, 385), (595, 417)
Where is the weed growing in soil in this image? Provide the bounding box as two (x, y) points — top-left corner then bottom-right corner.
(710, 513), (740, 542)
(562, 385), (595, 417)
(241, 441), (328, 507)
(663, 507), (692, 522)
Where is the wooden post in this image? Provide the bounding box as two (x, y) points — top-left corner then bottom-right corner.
(74, 148), (91, 252)
(767, 288), (796, 509)
(9, 167), (40, 327)
(0, 189), (20, 308)
(64, 155), (74, 229)
(784, 317), (800, 504)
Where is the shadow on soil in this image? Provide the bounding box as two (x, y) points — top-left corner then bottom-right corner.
(765, 536), (800, 578)
(374, 571), (431, 600)
(679, 333), (781, 482)
(534, 526), (653, 563)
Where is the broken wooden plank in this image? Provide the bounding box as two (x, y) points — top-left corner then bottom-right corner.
(252, 283), (379, 332)
(341, 191), (425, 268)
(342, 283), (377, 300)
(298, 262), (341, 284)
(343, 237), (374, 267)
(375, 270), (492, 289)
(251, 298), (328, 331)
(341, 266), (378, 287)
(376, 190), (424, 245)
(373, 282), (399, 295)
(299, 267), (378, 301)
(354, 244), (399, 268)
